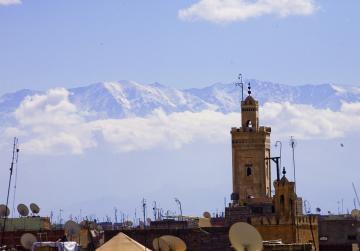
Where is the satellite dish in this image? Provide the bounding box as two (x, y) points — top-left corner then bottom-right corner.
(153, 236), (186, 251)
(351, 209), (360, 217)
(229, 222), (263, 251)
(0, 204), (10, 217)
(64, 220), (81, 240)
(20, 233), (37, 250)
(146, 217), (152, 225)
(17, 204), (29, 217)
(153, 237), (170, 251)
(30, 203), (40, 214)
(124, 220), (133, 227)
(203, 211), (211, 219)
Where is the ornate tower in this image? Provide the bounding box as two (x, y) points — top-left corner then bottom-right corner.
(273, 168), (297, 217)
(231, 84), (271, 203)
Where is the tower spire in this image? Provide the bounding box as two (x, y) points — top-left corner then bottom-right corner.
(247, 82), (251, 95)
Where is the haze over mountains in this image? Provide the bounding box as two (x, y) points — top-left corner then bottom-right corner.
(1, 79), (360, 123)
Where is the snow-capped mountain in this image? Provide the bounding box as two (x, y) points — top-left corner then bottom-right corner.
(1, 79), (360, 121)
(68, 81), (215, 119)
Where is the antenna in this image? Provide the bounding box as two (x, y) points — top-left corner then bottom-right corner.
(352, 182), (360, 208)
(235, 74), (244, 102)
(20, 233), (37, 250)
(142, 199), (146, 228)
(275, 141), (282, 171)
(289, 136), (297, 189)
(30, 203), (40, 215)
(1, 137), (19, 247)
(11, 142), (20, 218)
(59, 209), (63, 225)
(174, 198), (182, 221)
(153, 201), (157, 221)
(229, 222), (263, 251)
(114, 207), (118, 223)
(17, 204), (29, 217)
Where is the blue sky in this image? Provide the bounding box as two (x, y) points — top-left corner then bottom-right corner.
(0, 0), (359, 94)
(0, 0), (360, 221)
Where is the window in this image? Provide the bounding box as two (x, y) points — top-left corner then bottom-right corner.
(246, 165), (252, 176)
(246, 120), (253, 128)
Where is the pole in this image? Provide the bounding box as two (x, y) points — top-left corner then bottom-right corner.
(1, 137), (19, 247)
(289, 136), (299, 242)
(290, 137), (297, 193)
(174, 198), (182, 221)
(275, 141), (282, 170)
(142, 199), (146, 228)
(235, 74), (244, 102)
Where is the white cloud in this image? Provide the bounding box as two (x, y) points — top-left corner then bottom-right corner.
(2, 89), (360, 155)
(0, 0), (21, 6)
(179, 0), (318, 23)
(6, 88), (96, 155)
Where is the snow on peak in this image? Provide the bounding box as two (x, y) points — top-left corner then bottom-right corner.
(1, 80), (360, 121)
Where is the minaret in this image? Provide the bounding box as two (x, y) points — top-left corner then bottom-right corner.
(231, 83), (271, 204)
(273, 167), (297, 217)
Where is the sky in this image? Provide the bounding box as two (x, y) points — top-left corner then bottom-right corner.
(0, 0), (360, 95)
(0, 0), (360, 222)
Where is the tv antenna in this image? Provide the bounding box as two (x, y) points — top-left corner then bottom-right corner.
(229, 222), (263, 251)
(1, 137), (20, 246)
(275, 141), (282, 170)
(235, 73), (244, 102)
(153, 201), (157, 221)
(114, 207), (118, 223)
(289, 136), (297, 188)
(352, 182), (360, 209)
(142, 199), (146, 228)
(11, 139), (20, 218)
(174, 198), (182, 221)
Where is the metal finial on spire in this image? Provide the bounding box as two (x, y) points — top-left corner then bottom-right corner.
(247, 82), (251, 95)
(282, 167), (286, 176)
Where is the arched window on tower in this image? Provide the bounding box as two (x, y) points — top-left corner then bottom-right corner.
(246, 120), (253, 132)
(280, 195), (285, 213)
(246, 165), (252, 176)
(246, 120), (253, 128)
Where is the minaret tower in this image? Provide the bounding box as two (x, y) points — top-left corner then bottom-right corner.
(231, 84), (271, 204)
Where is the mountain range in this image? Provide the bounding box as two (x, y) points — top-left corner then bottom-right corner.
(1, 79), (360, 122)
